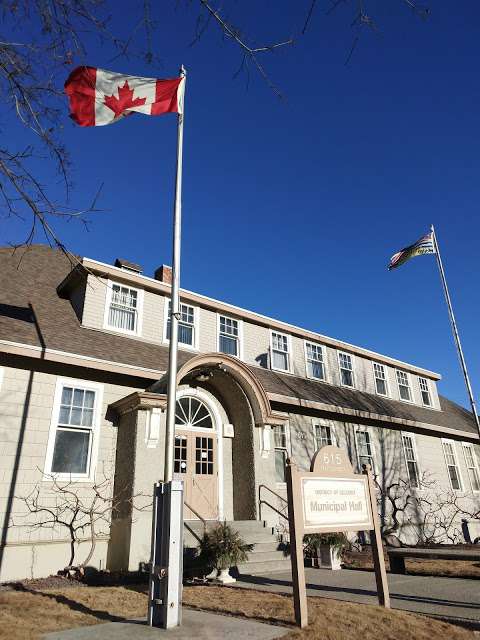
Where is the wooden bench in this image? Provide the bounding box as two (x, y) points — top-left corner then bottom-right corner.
(387, 546), (480, 574)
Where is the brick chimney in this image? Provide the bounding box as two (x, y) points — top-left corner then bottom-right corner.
(114, 258), (142, 274)
(154, 264), (172, 284)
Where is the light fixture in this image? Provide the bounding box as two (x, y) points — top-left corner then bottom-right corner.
(194, 370), (213, 382)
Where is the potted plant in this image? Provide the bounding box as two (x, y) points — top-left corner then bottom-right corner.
(199, 522), (253, 584)
(304, 532), (347, 570)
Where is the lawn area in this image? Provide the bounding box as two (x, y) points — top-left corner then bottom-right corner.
(343, 550), (480, 579)
(0, 582), (476, 640)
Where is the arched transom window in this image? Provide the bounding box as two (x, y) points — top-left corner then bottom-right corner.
(175, 396), (213, 430)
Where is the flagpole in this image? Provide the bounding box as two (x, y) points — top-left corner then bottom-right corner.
(147, 65), (186, 631)
(431, 224), (480, 438)
(164, 65), (186, 482)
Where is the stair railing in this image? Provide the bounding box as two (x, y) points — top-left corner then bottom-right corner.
(184, 500), (208, 540)
(258, 484), (289, 523)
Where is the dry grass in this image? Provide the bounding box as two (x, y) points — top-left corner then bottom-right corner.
(344, 551), (480, 579)
(0, 583), (475, 640)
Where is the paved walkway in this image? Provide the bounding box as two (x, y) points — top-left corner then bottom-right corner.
(43, 608), (288, 640)
(234, 568), (480, 627)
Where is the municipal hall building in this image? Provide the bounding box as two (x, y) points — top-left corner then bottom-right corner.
(0, 245), (479, 581)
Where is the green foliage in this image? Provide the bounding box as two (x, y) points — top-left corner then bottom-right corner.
(303, 532), (348, 556)
(199, 522), (253, 570)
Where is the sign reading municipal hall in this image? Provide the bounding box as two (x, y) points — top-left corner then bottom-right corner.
(286, 445), (389, 629)
(302, 476), (373, 531)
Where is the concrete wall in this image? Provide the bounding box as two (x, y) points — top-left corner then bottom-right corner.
(0, 363), (138, 582)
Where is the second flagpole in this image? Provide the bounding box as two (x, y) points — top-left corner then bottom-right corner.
(431, 224), (480, 438)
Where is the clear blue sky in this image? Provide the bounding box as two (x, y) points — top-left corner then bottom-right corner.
(3, 1), (479, 409)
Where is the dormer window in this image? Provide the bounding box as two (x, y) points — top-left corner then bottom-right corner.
(165, 300), (197, 348)
(105, 282), (143, 335)
(270, 331), (290, 372)
(338, 352), (354, 387)
(396, 370), (412, 402)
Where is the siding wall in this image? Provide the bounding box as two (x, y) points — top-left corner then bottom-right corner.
(0, 364), (138, 581)
(79, 277), (441, 410)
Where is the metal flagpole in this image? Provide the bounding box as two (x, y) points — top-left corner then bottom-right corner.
(164, 65), (186, 482)
(431, 224), (480, 438)
(148, 65), (186, 630)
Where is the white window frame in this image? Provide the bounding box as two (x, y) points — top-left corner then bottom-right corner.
(338, 351), (355, 388)
(216, 313), (243, 359)
(274, 423), (291, 485)
(44, 377), (104, 482)
(396, 369), (413, 403)
(355, 429), (375, 473)
(103, 279), (143, 336)
(163, 298), (199, 351)
(401, 432), (421, 489)
(312, 420), (335, 451)
(372, 362), (389, 397)
(304, 341), (327, 381)
(462, 443), (480, 493)
(270, 330), (291, 373)
(418, 376), (432, 407)
(441, 439), (463, 492)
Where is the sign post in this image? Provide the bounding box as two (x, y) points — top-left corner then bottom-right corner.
(286, 445), (390, 628)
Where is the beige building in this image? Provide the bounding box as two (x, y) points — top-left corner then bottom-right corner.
(0, 245), (479, 582)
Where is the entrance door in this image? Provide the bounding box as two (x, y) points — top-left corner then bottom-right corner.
(173, 396), (219, 520)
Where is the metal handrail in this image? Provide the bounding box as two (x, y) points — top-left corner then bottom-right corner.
(258, 484), (289, 522)
(259, 484), (288, 505)
(184, 500), (208, 537)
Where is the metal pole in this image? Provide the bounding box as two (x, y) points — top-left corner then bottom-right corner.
(431, 224), (480, 438)
(164, 66), (186, 482)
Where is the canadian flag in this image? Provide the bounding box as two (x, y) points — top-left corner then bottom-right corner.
(64, 66), (184, 127)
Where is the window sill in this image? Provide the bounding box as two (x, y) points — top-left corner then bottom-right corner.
(42, 472), (95, 484)
(103, 324), (140, 338)
(162, 339), (199, 352)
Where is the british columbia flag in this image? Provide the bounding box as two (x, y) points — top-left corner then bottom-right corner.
(388, 232), (436, 270)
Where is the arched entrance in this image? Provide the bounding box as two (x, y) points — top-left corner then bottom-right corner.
(174, 387), (223, 521)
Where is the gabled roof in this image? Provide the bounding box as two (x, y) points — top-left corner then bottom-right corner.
(0, 244), (477, 440)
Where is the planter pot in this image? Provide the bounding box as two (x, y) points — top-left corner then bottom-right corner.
(214, 568), (236, 584)
(318, 545), (342, 570)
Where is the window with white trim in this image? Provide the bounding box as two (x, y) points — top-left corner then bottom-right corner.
(166, 300), (196, 347)
(338, 352), (354, 387)
(218, 315), (240, 357)
(271, 332), (290, 372)
(442, 440), (462, 491)
(462, 443), (480, 492)
(396, 370), (412, 402)
(373, 363), (388, 396)
(402, 434), (420, 488)
(274, 424), (289, 483)
(314, 422), (333, 450)
(45, 380), (102, 479)
(306, 342), (325, 380)
(418, 377), (431, 406)
(356, 430), (374, 472)
(107, 283), (140, 333)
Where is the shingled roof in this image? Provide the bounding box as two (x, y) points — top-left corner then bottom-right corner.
(0, 244), (477, 439)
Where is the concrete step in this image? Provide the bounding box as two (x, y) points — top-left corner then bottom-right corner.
(244, 550), (289, 563)
(250, 541), (287, 553)
(235, 559), (292, 575)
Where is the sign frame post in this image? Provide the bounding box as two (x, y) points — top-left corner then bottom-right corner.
(286, 446), (390, 628)
(363, 463), (390, 607)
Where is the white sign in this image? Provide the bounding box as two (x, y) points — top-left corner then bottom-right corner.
(301, 476), (373, 531)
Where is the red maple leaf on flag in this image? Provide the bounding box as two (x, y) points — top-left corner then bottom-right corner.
(103, 80), (146, 118)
